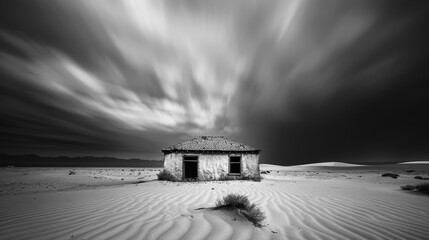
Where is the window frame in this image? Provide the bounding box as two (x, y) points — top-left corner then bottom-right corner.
(229, 155), (241, 176)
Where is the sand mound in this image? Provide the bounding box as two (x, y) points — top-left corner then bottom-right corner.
(260, 162), (364, 171)
(296, 162), (365, 167)
(399, 161), (429, 164)
(1, 172), (429, 239)
(259, 164), (289, 170)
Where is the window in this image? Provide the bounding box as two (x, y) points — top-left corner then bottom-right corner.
(229, 156), (241, 175)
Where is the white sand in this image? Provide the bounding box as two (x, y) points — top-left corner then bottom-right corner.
(0, 167), (160, 195)
(400, 161), (429, 164)
(293, 162), (365, 167)
(1, 165), (428, 240)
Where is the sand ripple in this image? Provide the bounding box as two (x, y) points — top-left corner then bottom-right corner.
(1, 179), (428, 240)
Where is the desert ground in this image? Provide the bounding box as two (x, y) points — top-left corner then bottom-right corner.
(1, 163), (428, 240)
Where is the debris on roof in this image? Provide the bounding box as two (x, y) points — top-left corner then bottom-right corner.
(162, 136), (259, 152)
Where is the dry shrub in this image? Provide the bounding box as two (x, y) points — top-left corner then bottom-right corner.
(381, 173), (399, 179)
(240, 203), (266, 226)
(215, 193), (266, 227)
(157, 169), (179, 182)
(415, 183), (429, 193)
(400, 183), (429, 194)
(401, 185), (415, 191)
(219, 175), (234, 181)
(216, 193), (249, 209)
(219, 175), (263, 182)
(251, 175), (263, 182)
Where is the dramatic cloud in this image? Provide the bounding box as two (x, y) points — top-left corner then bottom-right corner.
(232, 1), (429, 164)
(1, 0), (428, 164)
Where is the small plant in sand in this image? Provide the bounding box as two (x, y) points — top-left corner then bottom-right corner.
(241, 175), (263, 182)
(218, 175), (263, 182)
(400, 185), (415, 191)
(400, 183), (429, 194)
(414, 176), (429, 180)
(215, 193), (266, 227)
(381, 173), (399, 179)
(157, 169), (179, 182)
(415, 183), (429, 193)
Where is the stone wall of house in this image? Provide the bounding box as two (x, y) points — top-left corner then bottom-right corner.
(198, 154), (229, 180)
(241, 154), (260, 177)
(163, 152), (260, 180)
(163, 153), (183, 180)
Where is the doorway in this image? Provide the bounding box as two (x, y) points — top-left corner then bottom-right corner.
(183, 155), (198, 180)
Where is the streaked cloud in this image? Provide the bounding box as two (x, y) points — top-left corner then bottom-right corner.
(1, 0), (428, 163)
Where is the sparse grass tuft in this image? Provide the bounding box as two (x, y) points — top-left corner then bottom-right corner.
(157, 169), (179, 182)
(400, 183), (429, 194)
(251, 175), (263, 182)
(381, 173), (399, 179)
(401, 185), (415, 190)
(415, 183), (429, 193)
(216, 193), (249, 209)
(218, 175), (263, 182)
(218, 175), (233, 181)
(240, 175), (263, 182)
(215, 193), (266, 227)
(240, 203), (266, 226)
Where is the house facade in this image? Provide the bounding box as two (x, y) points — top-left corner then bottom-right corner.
(162, 136), (261, 180)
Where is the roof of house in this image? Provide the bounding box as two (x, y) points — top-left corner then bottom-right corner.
(162, 136), (260, 153)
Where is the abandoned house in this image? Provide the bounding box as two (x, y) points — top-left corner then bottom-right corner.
(161, 136), (261, 180)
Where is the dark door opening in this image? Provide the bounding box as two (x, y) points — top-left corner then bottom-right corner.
(183, 156), (198, 179)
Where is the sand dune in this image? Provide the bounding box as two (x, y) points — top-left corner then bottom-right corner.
(261, 162), (365, 170)
(296, 162), (365, 167)
(262, 162), (429, 172)
(1, 166), (429, 240)
(399, 161), (429, 164)
(259, 164), (290, 170)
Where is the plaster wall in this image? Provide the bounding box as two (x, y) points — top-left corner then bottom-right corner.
(163, 152), (260, 180)
(241, 154), (260, 177)
(163, 153), (183, 180)
(198, 154), (229, 180)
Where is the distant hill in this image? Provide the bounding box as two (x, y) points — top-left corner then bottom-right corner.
(0, 154), (163, 167)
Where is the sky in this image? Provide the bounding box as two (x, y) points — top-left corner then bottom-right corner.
(1, 0), (429, 165)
